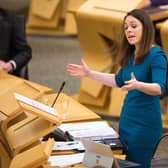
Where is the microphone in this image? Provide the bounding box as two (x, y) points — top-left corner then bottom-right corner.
(51, 81), (66, 107)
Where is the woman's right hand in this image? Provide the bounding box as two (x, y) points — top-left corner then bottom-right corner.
(66, 59), (90, 78)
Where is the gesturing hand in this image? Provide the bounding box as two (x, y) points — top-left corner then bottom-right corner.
(121, 72), (138, 91)
(66, 59), (90, 77)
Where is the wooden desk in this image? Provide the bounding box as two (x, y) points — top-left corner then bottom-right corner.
(0, 72), (53, 120)
(0, 72), (125, 167)
(44, 93), (101, 123)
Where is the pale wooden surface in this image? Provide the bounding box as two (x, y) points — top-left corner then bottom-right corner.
(0, 72), (53, 119)
(45, 93), (101, 123)
(10, 138), (54, 168)
(26, 0), (86, 35)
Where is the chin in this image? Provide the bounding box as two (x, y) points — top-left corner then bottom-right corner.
(128, 41), (136, 45)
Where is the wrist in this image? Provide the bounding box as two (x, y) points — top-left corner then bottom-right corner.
(8, 60), (16, 70)
(87, 69), (92, 78)
(136, 81), (142, 90)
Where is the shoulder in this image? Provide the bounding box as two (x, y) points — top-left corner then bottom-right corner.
(0, 8), (16, 22)
(148, 45), (167, 60)
(148, 46), (167, 68)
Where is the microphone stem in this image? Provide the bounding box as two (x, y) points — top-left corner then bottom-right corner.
(51, 81), (66, 107)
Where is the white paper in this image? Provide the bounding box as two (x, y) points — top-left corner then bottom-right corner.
(59, 121), (118, 140)
(82, 140), (114, 168)
(159, 5), (168, 9)
(83, 151), (114, 168)
(14, 93), (57, 116)
(48, 153), (84, 167)
(52, 141), (84, 151)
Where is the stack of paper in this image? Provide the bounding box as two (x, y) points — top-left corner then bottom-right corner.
(59, 121), (119, 140)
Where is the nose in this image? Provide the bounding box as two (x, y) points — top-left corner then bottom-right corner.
(127, 26), (132, 32)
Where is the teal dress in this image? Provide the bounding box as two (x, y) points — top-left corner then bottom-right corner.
(115, 46), (167, 168)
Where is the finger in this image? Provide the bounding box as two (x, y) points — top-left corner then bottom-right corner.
(81, 58), (85, 65)
(124, 79), (132, 84)
(121, 85), (130, 91)
(81, 58), (88, 68)
(67, 64), (80, 70)
(131, 72), (136, 79)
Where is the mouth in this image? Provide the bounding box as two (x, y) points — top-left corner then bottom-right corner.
(128, 35), (135, 39)
(127, 35), (136, 42)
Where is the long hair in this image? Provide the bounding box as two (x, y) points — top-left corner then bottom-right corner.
(118, 9), (155, 66)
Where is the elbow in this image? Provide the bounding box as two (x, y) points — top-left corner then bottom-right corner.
(157, 90), (162, 96)
(156, 84), (163, 96)
(152, 84), (162, 96)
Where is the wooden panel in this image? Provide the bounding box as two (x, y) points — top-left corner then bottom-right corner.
(109, 88), (127, 117)
(10, 139), (54, 168)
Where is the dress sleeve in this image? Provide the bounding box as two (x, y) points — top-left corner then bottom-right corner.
(151, 53), (167, 94)
(115, 68), (125, 87)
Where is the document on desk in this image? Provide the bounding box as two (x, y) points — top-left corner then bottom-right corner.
(59, 121), (119, 140)
(52, 141), (84, 151)
(14, 92), (57, 116)
(48, 153), (84, 167)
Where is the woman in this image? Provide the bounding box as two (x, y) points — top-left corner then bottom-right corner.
(66, 9), (167, 167)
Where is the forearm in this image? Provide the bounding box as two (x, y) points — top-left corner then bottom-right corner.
(88, 70), (118, 88)
(136, 82), (161, 96)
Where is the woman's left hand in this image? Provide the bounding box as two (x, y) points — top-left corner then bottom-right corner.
(121, 72), (138, 91)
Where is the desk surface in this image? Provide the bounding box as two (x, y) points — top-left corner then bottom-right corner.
(0, 72), (53, 120)
(43, 93), (101, 123)
(0, 73), (101, 123)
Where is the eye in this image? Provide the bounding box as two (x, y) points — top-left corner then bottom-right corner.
(131, 25), (137, 28)
(124, 26), (128, 30)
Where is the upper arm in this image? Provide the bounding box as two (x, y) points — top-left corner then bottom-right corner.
(115, 68), (125, 87)
(12, 14), (32, 66)
(151, 54), (167, 94)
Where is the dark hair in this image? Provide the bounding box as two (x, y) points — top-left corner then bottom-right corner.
(118, 9), (155, 66)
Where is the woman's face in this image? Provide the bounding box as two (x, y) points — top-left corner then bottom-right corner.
(124, 15), (143, 48)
